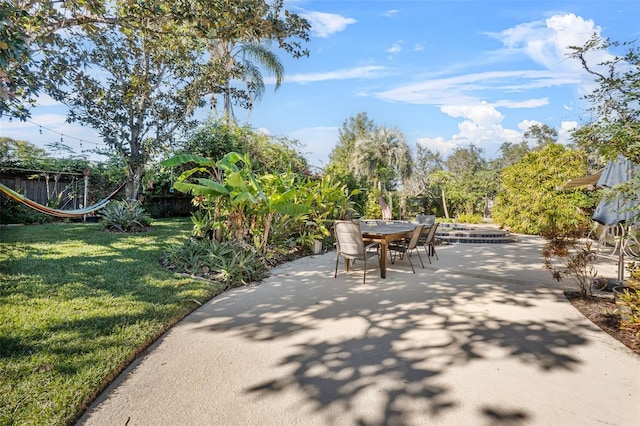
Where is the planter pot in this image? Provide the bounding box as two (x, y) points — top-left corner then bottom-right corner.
(592, 278), (622, 292)
(312, 240), (323, 255)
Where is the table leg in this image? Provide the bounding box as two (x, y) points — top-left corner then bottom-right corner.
(379, 242), (387, 278)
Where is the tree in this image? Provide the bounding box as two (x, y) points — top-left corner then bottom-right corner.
(352, 126), (413, 192)
(0, 137), (47, 165)
(58, 26), (203, 200)
(180, 118), (309, 175)
(2, 1), (310, 120)
(325, 112), (376, 215)
(569, 36), (640, 164)
(209, 42), (285, 119)
(523, 124), (558, 148)
(492, 141), (530, 170)
(351, 126), (413, 218)
(443, 144), (490, 216)
(404, 145), (444, 216)
(23, 2), (310, 200)
(492, 144), (594, 235)
(569, 36), (639, 224)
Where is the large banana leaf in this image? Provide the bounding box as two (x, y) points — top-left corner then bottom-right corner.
(273, 202), (311, 216)
(173, 181), (228, 196)
(161, 154), (214, 167)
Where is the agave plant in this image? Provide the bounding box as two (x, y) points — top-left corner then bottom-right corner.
(100, 200), (152, 232)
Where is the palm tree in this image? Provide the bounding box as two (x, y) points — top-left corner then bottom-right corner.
(352, 126), (413, 217)
(209, 41), (284, 120)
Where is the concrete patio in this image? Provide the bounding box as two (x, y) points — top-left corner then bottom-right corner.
(78, 233), (640, 425)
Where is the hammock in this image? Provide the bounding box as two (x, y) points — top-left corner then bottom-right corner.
(0, 181), (127, 218)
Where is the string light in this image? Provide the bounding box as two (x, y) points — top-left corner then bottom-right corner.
(20, 118), (104, 147)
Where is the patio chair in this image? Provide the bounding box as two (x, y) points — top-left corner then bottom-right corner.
(388, 224), (424, 273)
(334, 220), (381, 284)
(419, 222), (439, 263)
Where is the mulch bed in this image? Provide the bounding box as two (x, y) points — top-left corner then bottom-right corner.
(567, 291), (640, 356)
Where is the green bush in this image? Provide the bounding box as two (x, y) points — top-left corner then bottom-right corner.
(161, 238), (268, 287)
(100, 200), (152, 232)
(492, 144), (594, 235)
(0, 197), (52, 224)
(455, 213), (482, 224)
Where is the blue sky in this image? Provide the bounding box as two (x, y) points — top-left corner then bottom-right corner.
(2, 0), (639, 169)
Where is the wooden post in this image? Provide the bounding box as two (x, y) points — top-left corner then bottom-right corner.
(83, 169), (90, 221)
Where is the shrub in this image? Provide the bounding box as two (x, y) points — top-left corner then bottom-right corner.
(0, 197), (51, 224)
(100, 200), (152, 232)
(161, 238), (268, 288)
(493, 144), (594, 235)
(456, 213), (482, 224)
(542, 225), (597, 298)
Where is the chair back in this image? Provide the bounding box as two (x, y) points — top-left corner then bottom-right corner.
(423, 222), (439, 243)
(334, 220), (365, 258)
(406, 224), (424, 250)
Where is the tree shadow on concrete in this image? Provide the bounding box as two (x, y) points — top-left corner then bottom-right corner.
(190, 252), (598, 424)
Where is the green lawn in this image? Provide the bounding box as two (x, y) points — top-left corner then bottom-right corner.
(0, 218), (225, 425)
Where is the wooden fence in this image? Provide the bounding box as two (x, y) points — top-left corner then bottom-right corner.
(0, 168), (85, 209)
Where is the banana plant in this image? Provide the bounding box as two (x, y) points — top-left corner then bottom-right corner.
(256, 170), (311, 254)
(161, 152), (263, 243)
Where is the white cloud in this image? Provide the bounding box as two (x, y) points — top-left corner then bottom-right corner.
(489, 13), (612, 73)
(558, 120), (578, 144)
(441, 103), (504, 128)
(518, 120), (541, 132)
(413, 43), (424, 52)
(273, 65), (385, 84)
(375, 70), (573, 106)
(416, 103), (522, 158)
(381, 9), (399, 17)
(416, 136), (458, 157)
(302, 11), (357, 38)
(386, 42), (403, 54)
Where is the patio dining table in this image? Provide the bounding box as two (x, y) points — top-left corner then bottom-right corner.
(360, 221), (423, 278)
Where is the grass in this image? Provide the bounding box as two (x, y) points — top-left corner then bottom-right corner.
(0, 218), (226, 425)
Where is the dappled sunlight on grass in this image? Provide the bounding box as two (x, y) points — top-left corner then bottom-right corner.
(0, 218), (225, 425)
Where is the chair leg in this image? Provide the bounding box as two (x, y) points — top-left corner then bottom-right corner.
(425, 244), (432, 263)
(430, 243), (438, 260)
(335, 254), (340, 278)
(363, 257), (367, 284)
(407, 252), (415, 273)
(414, 248), (425, 268)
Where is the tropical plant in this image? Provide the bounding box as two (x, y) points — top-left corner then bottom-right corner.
(100, 200), (152, 232)
(161, 152), (310, 252)
(352, 126), (413, 192)
(209, 42), (285, 118)
(162, 238), (268, 287)
(456, 213), (483, 224)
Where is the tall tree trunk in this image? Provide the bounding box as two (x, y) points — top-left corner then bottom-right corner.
(126, 163), (144, 202)
(441, 188), (449, 219)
